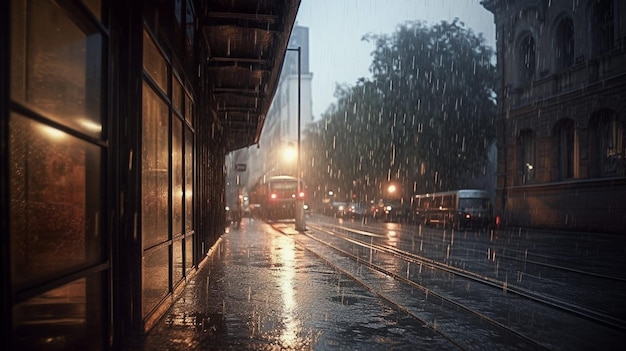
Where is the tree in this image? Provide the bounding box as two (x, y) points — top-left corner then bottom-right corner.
(304, 19), (496, 206)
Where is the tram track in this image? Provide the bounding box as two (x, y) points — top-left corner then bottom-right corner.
(308, 222), (626, 332)
(327, 221), (626, 283)
(307, 226), (553, 350)
(271, 219), (625, 350)
(291, 233), (470, 351)
(272, 222), (552, 350)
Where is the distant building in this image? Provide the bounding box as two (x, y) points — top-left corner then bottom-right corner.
(483, 0), (626, 233)
(239, 25), (314, 193)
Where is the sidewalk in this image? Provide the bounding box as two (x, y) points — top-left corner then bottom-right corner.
(125, 218), (450, 350)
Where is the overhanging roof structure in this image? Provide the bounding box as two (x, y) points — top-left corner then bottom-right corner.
(200, 0), (301, 152)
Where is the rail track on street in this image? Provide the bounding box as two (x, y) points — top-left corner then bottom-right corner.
(270, 218), (625, 350)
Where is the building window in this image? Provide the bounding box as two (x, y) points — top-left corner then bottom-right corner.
(517, 33), (536, 84)
(555, 17), (574, 70)
(554, 119), (578, 180)
(589, 110), (624, 177)
(590, 0), (614, 56)
(141, 28), (195, 318)
(142, 80), (170, 249)
(9, 0), (107, 348)
(519, 129), (535, 184)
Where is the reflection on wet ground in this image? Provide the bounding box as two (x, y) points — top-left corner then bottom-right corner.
(125, 219), (455, 350)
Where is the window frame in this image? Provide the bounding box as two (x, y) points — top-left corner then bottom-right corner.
(517, 32), (536, 85)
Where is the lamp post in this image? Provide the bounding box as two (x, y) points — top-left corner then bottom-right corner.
(287, 46), (306, 231)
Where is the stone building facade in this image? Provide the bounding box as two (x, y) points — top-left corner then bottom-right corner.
(483, 0), (626, 233)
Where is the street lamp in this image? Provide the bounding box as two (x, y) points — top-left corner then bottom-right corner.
(282, 142), (297, 174)
(287, 46), (306, 231)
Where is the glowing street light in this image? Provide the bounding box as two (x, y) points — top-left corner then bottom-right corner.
(283, 144), (297, 163)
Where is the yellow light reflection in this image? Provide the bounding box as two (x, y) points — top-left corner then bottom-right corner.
(385, 223), (399, 247)
(37, 124), (67, 141)
(78, 118), (102, 133)
(271, 234), (300, 347)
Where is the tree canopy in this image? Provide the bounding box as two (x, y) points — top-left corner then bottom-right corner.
(303, 19), (496, 206)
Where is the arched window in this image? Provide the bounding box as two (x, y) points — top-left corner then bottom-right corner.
(554, 119), (578, 180)
(591, 0), (614, 56)
(555, 17), (574, 70)
(518, 33), (536, 84)
(589, 110), (624, 177)
(519, 129), (535, 184)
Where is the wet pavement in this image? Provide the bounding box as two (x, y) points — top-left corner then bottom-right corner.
(124, 218), (454, 350)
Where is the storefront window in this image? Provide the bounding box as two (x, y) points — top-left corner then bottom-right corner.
(173, 118), (184, 235)
(143, 31), (168, 93)
(185, 130), (194, 232)
(11, 0), (103, 139)
(12, 277), (105, 350)
(10, 114), (102, 288)
(142, 81), (170, 248)
(142, 246), (169, 316)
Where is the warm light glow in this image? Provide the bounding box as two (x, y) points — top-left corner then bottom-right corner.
(385, 223), (399, 247)
(298, 191), (305, 198)
(271, 193), (277, 199)
(283, 145), (297, 163)
(78, 118), (102, 133)
(388, 185), (396, 193)
(37, 124), (67, 140)
(268, 234), (299, 347)
(328, 190), (334, 196)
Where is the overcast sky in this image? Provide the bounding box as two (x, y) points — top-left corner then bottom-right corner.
(294, 0), (496, 119)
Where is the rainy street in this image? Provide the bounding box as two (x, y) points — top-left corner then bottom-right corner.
(133, 215), (625, 350)
(278, 214), (625, 350)
(132, 218), (459, 350)
(5, 1), (626, 350)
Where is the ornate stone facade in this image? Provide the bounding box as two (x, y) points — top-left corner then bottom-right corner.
(483, 0), (626, 233)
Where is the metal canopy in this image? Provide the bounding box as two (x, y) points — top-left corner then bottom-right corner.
(200, 0), (300, 152)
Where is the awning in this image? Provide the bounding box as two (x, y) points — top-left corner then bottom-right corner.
(200, 0), (301, 152)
